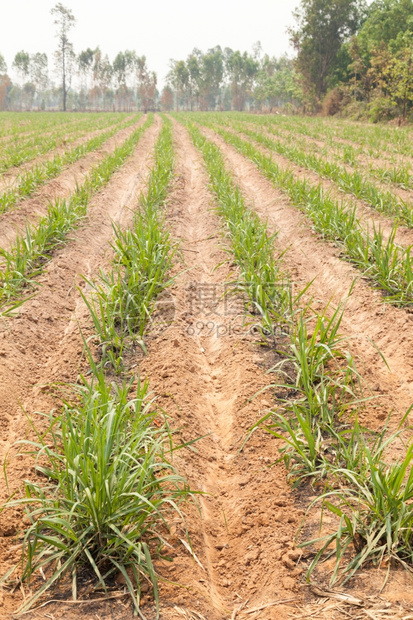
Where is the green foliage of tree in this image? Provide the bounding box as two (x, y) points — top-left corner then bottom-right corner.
(160, 85), (174, 110)
(0, 55), (11, 111)
(78, 48), (95, 83)
(0, 53), (7, 75)
(225, 49), (259, 111)
(199, 46), (224, 110)
(30, 53), (48, 93)
(13, 51), (30, 84)
(167, 59), (189, 109)
(343, 1), (413, 119)
(167, 44), (296, 112)
(358, 0), (413, 47)
(290, 0), (365, 104)
(382, 32), (413, 119)
(135, 55), (157, 112)
(112, 50), (134, 88)
(254, 55), (302, 110)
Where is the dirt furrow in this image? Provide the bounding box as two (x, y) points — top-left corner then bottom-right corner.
(200, 126), (413, 433)
(0, 119), (161, 618)
(282, 124), (410, 169)
(0, 116), (146, 252)
(132, 120), (304, 620)
(0, 117), (81, 145)
(263, 121), (413, 168)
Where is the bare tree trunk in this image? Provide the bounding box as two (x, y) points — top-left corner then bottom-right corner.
(62, 47), (66, 111)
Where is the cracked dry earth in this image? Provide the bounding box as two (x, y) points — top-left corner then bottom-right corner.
(1, 115), (413, 620)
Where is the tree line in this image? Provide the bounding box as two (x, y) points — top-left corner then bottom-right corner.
(164, 45), (299, 112)
(167, 0), (413, 121)
(291, 0), (413, 121)
(0, 0), (412, 121)
(0, 2), (299, 114)
(0, 3), (158, 112)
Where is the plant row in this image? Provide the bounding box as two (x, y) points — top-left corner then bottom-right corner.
(83, 115), (177, 370)
(193, 119), (413, 307)
(210, 114), (413, 227)
(235, 115), (413, 192)
(0, 111), (84, 138)
(0, 114), (152, 314)
(0, 113), (127, 172)
(0, 114), (141, 215)
(2, 117), (191, 618)
(182, 116), (413, 590)
(239, 112), (413, 159)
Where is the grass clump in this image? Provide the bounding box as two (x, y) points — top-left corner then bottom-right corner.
(303, 420), (413, 587)
(261, 307), (362, 486)
(4, 370), (190, 616)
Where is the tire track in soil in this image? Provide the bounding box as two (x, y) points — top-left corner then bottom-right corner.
(200, 126), (413, 434)
(0, 116), (146, 252)
(0, 118), (162, 619)
(135, 120), (304, 620)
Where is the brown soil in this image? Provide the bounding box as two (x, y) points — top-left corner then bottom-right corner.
(135, 120), (305, 619)
(296, 120), (413, 165)
(270, 121), (413, 169)
(257, 122), (413, 201)
(0, 117), (81, 145)
(0, 115), (413, 620)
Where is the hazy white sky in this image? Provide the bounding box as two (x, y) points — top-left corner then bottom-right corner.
(1, 0), (300, 87)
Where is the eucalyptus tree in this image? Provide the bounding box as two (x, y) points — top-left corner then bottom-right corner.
(93, 50), (113, 109)
(134, 55), (157, 112)
(31, 53), (48, 95)
(167, 59), (189, 109)
(78, 48), (96, 109)
(0, 55), (10, 111)
(51, 3), (76, 111)
(113, 51), (136, 110)
(225, 49), (259, 110)
(13, 51), (30, 84)
(0, 54), (6, 75)
(199, 46), (224, 109)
